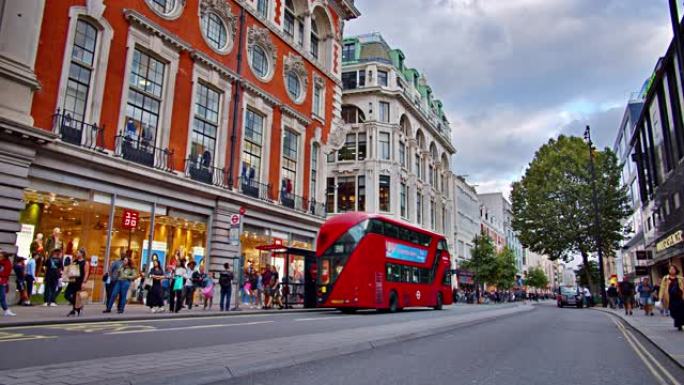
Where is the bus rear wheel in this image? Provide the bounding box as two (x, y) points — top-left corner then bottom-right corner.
(434, 293), (443, 310)
(389, 291), (399, 313)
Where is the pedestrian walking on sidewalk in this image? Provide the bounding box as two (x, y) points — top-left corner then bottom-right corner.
(607, 284), (618, 309)
(104, 256), (137, 314)
(13, 255), (29, 306)
(619, 279), (635, 316)
(172, 260), (187, 313)
(0, 250), (16, 317)
(25, 253), (36, 306)
(637, 277), (655, 316)
(65, 248), (89, 317)
(218, 263), (234, 311)
(146, 258), (165, 313)
(43, 248), (63, 307)
(185, 261), (198, 310)
(659, 265), (684, 331)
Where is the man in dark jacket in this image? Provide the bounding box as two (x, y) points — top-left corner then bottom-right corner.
(218, 263), (234, 311)
(607, 283), (619, 309)
(619, 280), (635, 316)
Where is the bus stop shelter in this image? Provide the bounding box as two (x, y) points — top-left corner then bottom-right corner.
(255, 243), (317, 308)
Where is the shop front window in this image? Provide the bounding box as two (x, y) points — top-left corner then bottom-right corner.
(18, 191), (112, 302)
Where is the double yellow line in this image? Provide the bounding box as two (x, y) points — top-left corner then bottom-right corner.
(611, 316), (681, 385)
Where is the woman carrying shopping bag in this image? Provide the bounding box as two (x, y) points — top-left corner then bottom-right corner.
(65, 248), (89, 317)
(659, 265), (684, 331)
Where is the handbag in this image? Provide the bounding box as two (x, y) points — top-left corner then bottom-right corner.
(173, 276), (184, 291)
(143, 277), (153, 288)
(66, 264), (80, 280)
(75, 290), (89, 309)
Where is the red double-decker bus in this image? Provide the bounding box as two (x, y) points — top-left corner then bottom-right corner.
(315, 212), (453, 312)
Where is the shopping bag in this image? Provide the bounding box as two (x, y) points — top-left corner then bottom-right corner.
(75, 290), (89, 309)
(66, 264), (80, 280)
(202, 283), (214, 298)
(655, 300), (663, 310)
(173, 276), (183, 291)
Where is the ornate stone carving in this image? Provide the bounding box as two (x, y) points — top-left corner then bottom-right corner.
(86, 0), (106, 19)
(326, 117), (346, 149)
(247, 26), (277, 62)
(283, 53), (309, 87)
(313, 73), (325, 87)
(200, 0), (237, 40)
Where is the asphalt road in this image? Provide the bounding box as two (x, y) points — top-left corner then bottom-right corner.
(218, 303), (684, 385)
(0, 303), (516, 370)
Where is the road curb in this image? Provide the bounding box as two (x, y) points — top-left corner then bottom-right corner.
(111, 304), (535, 385)
(0, 307), (329, 328)
(591, 307), (684, 369)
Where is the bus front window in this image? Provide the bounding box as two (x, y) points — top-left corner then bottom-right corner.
(319, 219), (369, 286)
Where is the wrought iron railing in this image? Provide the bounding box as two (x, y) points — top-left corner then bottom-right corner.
(238, 177), (271, 201)
(185, 158), (229, 188)
(308, 200), (326, 217)
(52, 110), (104, 150)
(115, 135), (173, 172)
(280, 191), (305, 211)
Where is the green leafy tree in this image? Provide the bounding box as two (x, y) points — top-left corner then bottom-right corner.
(461, 235), (498, 293)
(575, 261), (601, 289)
(526, 266), (549, 289)
(511, 135), (629, 288)
(494, 246), (518, 290)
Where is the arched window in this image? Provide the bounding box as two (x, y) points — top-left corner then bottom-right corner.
(250, 45), (268, 78)
(341, 105), (366, 124)
(283, 0), (297, 40)
(310, 19), (319, 59)
(429, 142), (438, 160)
(310, 6), (334, 70)
(399, 114), (411, 137)
(286, 72), (302, 101)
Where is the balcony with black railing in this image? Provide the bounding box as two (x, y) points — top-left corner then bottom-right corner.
(185, 158), (229, 188)
(308, 200), (326, 217)
(280, 190), (305, 211)
(115, 134), (174, 172)
(52, 110), (104, 150)
(238, 177), (271, 201)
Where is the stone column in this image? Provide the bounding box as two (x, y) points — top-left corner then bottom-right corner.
(0, 0), (45, 126)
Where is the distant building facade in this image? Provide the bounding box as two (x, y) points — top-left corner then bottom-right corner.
(328, 33), (457, 251)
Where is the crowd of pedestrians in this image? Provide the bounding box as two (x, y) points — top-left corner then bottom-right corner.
(607, 265), (684, 332)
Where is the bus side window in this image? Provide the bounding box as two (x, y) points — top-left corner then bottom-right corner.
(401, 265), (411, 283)
(368, 219), (384, 235)
(442, 270), (451, 285)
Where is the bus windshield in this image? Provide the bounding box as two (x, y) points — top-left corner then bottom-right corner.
(319, 219), (369, 285)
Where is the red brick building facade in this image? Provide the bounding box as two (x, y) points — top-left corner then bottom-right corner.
(0, 0), (358, 300)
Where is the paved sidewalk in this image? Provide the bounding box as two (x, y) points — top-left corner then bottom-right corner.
(594, 306), (684, 367)
(0, 304), (533, 385)
(0, 303), (318, 328)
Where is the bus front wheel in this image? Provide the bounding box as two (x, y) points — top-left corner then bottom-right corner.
(389, 291), (399, 313)
(434, 293), (443, 310)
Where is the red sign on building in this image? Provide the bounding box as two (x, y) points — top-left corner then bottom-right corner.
(121, 209), (139, 230)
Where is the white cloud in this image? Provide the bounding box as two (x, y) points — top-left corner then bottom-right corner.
(346, 0), (672, 192)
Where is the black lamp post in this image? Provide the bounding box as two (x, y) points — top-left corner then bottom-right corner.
(584, 125), (608, 307)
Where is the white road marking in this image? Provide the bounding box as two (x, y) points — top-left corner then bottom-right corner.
(105, 320), (275, 335)
(294, 316), (358, 321)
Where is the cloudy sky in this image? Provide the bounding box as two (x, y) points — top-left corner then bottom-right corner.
(345, 0), (674, 197)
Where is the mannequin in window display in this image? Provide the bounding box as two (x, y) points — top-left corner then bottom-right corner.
(45, 228), (63, 257)
(30, 233), (45, 278)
